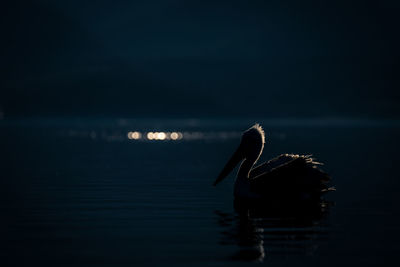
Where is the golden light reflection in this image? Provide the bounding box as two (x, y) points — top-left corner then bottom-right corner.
(126, 130), (210, 141)
(146, 131), (183, 141)
(147, 132), (155, 140)
(170, 132), (179, 140)
(156, 132), (166, 140)
(131, 131), (141, 140)
(177, 132), (183, 140)
(127, 131), (142, 140)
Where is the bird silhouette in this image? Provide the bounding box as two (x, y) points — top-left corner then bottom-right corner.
(213, 124), (335, 202)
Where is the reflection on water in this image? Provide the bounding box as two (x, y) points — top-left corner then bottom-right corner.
(2, 118), (400, 266)
(216, 199), (332, 262)
(65, 129), (242, 142)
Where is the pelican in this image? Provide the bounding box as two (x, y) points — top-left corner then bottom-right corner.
(213, 124), (335, 201)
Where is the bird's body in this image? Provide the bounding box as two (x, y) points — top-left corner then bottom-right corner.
(238, 153), (333, 200)
(213, 124), (335, 202)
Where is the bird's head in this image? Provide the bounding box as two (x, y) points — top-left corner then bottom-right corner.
(213, 124), (265, 186)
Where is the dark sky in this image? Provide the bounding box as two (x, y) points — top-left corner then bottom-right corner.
(1, 0), (399, 118)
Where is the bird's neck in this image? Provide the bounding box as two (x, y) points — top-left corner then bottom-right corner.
(234, 144), (263, 199)
(237, 158), (257, 179)
(234, 158), (262, 199)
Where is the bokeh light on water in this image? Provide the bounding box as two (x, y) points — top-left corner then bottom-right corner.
(125, 130), (240, 141)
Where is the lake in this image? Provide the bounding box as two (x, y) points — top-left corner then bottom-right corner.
(1, 118), (400, 266)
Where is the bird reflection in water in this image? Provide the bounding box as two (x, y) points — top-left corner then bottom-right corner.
(215, 199), (332, 262)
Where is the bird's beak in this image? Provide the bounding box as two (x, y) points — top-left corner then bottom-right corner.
(213, 145), (244, 186)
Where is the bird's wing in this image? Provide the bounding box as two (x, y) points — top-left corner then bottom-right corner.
(249, 154), (332, 197)
(249, 154), (298, 178)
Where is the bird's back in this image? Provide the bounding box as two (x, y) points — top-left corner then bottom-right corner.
(250, 154), (298, 178)
(249, 154), (334, 200)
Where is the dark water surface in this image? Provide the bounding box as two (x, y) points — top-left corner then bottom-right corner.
(1, 118), (400, 266)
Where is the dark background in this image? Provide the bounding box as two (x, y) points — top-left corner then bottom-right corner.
(2, 2), (400, 265)
(1, 0), (399, 118)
